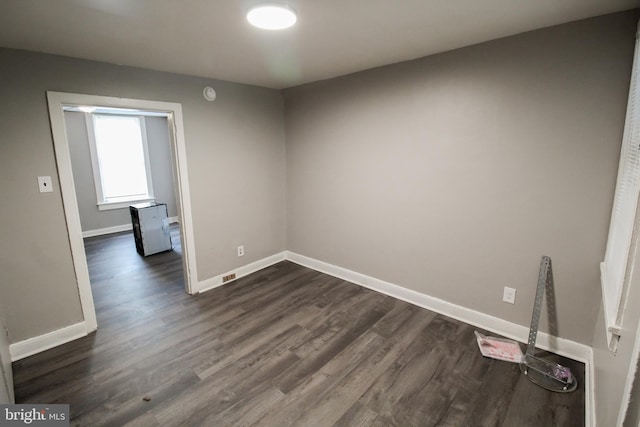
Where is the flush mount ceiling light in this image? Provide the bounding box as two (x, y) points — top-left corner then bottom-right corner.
(247, 4), (297, 30)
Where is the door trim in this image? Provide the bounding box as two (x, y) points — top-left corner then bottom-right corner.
(47, 91), (198, 334)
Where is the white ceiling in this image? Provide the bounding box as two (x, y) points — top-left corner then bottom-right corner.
(0, 0), (638, 89)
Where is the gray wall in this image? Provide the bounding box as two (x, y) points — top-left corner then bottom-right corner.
(1, 11), (639, 420)
(0, 48), (286, 343)
(66, 111), (178, 232)
(283, 11), (637, 345)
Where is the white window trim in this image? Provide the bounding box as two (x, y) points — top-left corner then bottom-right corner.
(85, 113), (155, 211)
(600, 22), (640, 353)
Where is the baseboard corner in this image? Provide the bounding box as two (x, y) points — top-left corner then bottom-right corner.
(9, 321), (89, 362)
(196, 251), (287, 294)
(284, 251), (590, 362)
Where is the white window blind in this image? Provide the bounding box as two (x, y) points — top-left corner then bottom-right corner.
(86, 114), (154, 210)
(601, 25), (640, 352)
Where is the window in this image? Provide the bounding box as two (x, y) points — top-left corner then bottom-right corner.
(86, 114), (154, 210)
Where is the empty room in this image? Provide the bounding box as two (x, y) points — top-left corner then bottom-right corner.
(1, 1), (640, 426)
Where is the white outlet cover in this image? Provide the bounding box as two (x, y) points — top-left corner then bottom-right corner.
(38, 176), (53, 193)
(503, 287), (516, 304)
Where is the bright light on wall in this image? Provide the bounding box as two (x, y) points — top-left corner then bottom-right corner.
(247, 4), (297, 30)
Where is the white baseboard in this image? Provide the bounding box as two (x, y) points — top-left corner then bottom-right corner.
(285, 251), (594, 425)
(10, 322), (89, 362)
(285, 251), (590, 360)
(196, 252), (287, 294)
(8, 251), (595, 425)
(82, 223), (132, 238)
(83, 217), (179, 238)
(9, 250), (284, 360)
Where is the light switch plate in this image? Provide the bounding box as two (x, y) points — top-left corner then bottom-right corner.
(38, 176), (53, 193)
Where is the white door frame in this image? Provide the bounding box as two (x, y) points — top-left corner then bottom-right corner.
(47, 91), (199, 333)
(0, 306), (14, 403)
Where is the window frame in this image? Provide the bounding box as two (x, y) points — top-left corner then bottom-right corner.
(600, 27), (640, 352)
(85, 113), (155, 211)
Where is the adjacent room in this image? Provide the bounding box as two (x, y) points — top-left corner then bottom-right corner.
(1, 1), (640, 425)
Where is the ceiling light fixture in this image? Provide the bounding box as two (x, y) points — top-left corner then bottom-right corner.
(247, 4), (297, 30)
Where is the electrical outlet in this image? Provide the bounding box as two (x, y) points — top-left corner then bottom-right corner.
(223, 273), (236, 283)
(38, 176), (53, 193)
(503, 287), (516, 304)
(237, 246), (244, 257)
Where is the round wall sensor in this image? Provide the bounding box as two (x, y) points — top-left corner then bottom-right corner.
(203, 87), (217, 101)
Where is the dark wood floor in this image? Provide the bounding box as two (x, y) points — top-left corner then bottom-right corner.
(13, 227), (584, 426)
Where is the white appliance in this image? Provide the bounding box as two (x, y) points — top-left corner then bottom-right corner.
(129, 202), (172, 256)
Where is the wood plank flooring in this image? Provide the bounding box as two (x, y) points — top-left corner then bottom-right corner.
(13, 228), (585, 426)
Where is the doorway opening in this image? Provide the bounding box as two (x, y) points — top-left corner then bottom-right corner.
(47, 92), (198, 333)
